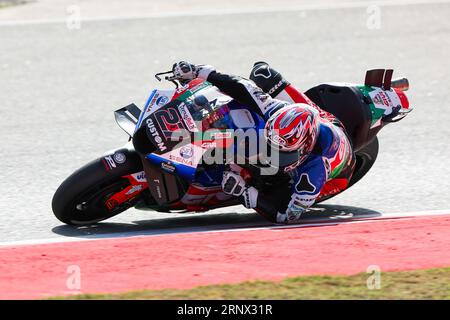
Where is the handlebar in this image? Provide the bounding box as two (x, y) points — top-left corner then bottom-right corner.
(155, 70), (183, 88)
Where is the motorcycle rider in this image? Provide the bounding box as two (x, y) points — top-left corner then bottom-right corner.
(172, 61), (355, 224)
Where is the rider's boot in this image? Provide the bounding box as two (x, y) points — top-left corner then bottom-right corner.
(249, 61), (312, 105)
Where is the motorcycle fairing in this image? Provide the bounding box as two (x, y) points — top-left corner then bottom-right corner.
(145, 143), (206, 181)
(142, 160), (183, 206)
(114, 103), (142, 137)
(104, 171), (148, 211)
(139, 81), (266, 185)
(356, 85), (410, 128)
(135, 89), (175, 134)
(305, 72), (411, 151)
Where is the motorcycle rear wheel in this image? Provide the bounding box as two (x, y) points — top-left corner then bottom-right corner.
(316, 136), (379, 203)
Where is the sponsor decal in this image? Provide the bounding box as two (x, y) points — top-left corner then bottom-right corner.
(176, 86), (186, 94)
(103, 155), (116, 170)
(113, 152), (126, 164)
(211, 131), (232, 140)
(253, 89), (269, 103)
(147, 92), (161, 112)
(200, 141), (217, 149)
(131, 171), (147, 182)
(139, 90), (174, 127)
(371, 91), (393, 109)
(146, 118), (167, 152)
(203, 107), (228, 128)
(153, 107), (185, 138)
(178, 103), (198, 132)
(125, 184), (143, 196)
(179, 145), (194, 159)
(156, 95), (169, 106)
(268, 80), (284, 95)
(161, 162), (176, 173)
(369, 89), (401, 113)
(169, 154), (193, 166)
(154, 180), (163, 200)
(189, 81), (209, 93)
(372, 94), (383, 106)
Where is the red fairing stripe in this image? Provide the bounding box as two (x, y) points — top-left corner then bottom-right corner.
(283, 85), (338, 123)
(184, 185), (222, 196)
(394, 88), (410, 109)
(171, 78), (205, 100)
(284, 85), (312, 104)
(317, 178), (349, 200)
(104, 174), (149, 211)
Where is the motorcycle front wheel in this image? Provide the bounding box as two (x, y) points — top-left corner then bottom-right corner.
(51, 149), (145, 225)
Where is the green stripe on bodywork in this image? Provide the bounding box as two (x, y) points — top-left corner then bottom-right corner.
(356, 85), (385, 126)
(329, 155), (347, 179)
(176, 81), (212, 102)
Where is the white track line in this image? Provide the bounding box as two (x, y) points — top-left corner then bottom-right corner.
(0, 209), (449, 247)
(0, 0), (449, 26)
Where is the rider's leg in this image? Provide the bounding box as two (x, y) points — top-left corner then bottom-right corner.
(238, 178), (292, 223)
(318, 146), (356, 200)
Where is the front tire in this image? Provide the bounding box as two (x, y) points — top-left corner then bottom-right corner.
(52, 149), (144, 225)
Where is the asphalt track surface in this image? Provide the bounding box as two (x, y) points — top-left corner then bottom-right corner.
(1, 0), (450, 245)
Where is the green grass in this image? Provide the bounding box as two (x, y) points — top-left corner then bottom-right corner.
(0, 0), (31, 9)
(52, 267), (450, 300)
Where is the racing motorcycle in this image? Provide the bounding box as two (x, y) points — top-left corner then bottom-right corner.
(52, 68), (411, 225)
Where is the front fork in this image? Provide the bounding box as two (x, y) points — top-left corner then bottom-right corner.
(104, 171), (149, 210)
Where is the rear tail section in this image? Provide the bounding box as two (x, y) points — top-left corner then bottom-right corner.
(359, 69), (412, 126)
(304, 69), (412, 151)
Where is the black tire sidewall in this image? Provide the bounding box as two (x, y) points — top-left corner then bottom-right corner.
(51, 149), (143, 225)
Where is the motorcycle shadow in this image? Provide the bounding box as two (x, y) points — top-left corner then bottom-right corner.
(51, 204), (382, 240)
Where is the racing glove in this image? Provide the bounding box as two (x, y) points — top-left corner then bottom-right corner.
(249, 61), (290, 98)
(172, 61), (215, 83)
(275, 194), (307, 224)
(221, 171), (258, 209)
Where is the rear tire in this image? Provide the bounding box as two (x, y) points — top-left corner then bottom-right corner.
(52, 149), (144, 225)
(316, 137), (379, 203)
(348, 136), (379, 188)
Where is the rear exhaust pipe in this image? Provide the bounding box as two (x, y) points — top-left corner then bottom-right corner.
(391, 78), (409, 91)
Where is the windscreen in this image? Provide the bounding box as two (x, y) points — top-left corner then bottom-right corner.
(181, 86), (233, 130)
